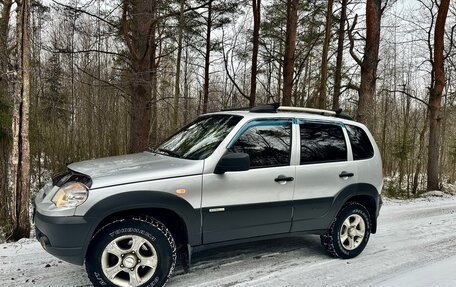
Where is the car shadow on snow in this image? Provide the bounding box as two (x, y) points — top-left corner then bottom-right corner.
(173, 235), (327, 275)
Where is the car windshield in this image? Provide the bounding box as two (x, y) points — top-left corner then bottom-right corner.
(153, 114), (242, 160)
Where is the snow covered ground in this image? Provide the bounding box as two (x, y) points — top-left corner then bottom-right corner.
(1, 196), (456, 287)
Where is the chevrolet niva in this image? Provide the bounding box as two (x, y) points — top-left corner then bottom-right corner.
(34, 104), (383, 287)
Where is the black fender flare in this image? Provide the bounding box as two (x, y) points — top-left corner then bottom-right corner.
(328, 183), (381, 233)
(82, 190), (201, 254)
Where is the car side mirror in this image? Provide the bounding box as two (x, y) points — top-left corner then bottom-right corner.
(214, 153), (250, 174)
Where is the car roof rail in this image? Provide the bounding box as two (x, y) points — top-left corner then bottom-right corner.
(221, 106), (251, 111)
(277, 106), (336, 116)
(221, 103), (353, 120)
(277, 106), (354, 120)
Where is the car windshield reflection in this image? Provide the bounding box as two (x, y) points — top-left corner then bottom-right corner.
(152, 114), (242, 160)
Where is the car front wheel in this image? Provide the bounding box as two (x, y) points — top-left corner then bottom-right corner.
(86, 216), (176, 287)
(320, 202), (371, 259)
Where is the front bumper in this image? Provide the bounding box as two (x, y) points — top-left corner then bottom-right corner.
(34, 211), (94, 265)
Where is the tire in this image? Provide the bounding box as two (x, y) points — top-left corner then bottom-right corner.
(320, 202), (371, 259)
(86, 216), (176, 287)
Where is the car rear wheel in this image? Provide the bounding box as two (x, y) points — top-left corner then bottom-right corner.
(86, 216), (176, 287)
(320, 202), (371, 259)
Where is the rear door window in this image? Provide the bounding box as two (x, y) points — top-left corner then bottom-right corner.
(300, 122), (347, 164)
(345, 124), (374, 160)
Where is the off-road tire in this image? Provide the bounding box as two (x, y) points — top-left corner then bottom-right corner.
(320, 202), (371, 259)
(85, 216), (176, 287)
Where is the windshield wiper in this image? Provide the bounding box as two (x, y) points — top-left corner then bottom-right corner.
(157, 148), (182, 158)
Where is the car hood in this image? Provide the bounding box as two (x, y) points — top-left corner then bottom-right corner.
(67, 152), (204, 189)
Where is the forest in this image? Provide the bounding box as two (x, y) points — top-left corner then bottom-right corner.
(0, 0), (455, 241)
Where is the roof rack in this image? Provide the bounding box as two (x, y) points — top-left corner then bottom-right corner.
(277, 106), (336, 116)
(276, 106), (353, 120)
(223, 103), (353, 120)
(221, 106), (250, 112)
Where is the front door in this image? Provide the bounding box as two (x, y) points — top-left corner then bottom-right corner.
(202, 119), (295, 244)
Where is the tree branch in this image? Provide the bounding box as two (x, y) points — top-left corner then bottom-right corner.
(51, 0), (117, 28)
(381, 89), (430, 108)
(74, 63), (131, 103)
(220, 26), (249, 101)
(444, 23), (456, 60)
(120, 1), (138, 61)
(46, 47), (127, 59)
(347, 14), (363, 67)
(343, 82), (360, 91)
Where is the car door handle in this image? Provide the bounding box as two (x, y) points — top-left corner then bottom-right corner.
(339, 171), (354, 178)
(275, 176), (294, 182)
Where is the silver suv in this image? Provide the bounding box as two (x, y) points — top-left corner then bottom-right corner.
(34, 104), (383, 287)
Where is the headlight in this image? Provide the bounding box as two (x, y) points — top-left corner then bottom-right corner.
(52, 182), (88, 208)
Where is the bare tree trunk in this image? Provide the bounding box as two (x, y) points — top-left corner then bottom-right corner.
(0, 0), (12, 86)
(10, 80), (20, 237)
(282, 0), (299, 106)
(276, 38), (283, 102)
(439, 85), (448, 180)
(9, 0), (31, 240)
(427, 0), (449, 191)
(317, 0), (334, 109)
(356, 0), (381, 130)
(183, 38), (190, 123)
(413, 113), (428, 196)
(172, 0), (185, 130)
(121, 0), (156, 152)
(0, 0), (13, 229)
(398, 95), (410, 195)
(380, 92), (389, 171)
(332, 0), (347, 110)
(300, 58), (310, 106)
(203, 0), (213, 113)
(250, 0), (260, 107)
(19, 0), (31, 239)
(149, 6), (158, 148)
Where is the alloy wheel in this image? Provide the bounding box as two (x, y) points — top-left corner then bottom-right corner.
(101, 235), (158, 287)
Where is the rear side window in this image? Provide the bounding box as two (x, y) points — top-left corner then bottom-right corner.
(300, 123), (347, 164)
(230, 122), (292, 168)
(345, 124), (374, 160)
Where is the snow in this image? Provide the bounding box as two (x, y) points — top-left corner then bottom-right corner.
(1, 196), (456, 287)
(379, 255), (456, 287)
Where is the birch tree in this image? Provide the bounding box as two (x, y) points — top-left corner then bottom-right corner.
(9, 0), (32, 240)
(0, 0), (13, 234)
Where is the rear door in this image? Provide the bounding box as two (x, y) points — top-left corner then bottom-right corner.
(291, 120), (357, 232)
(345, 124), (382, 191)
(202, 119), (295, 243)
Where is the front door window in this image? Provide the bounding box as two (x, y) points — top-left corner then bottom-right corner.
(230, 121), (292, 168)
